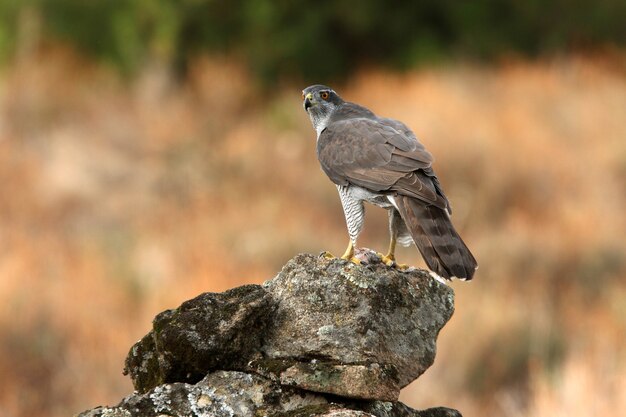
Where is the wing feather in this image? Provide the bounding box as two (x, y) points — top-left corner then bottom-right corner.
(317, 114), (448, 210)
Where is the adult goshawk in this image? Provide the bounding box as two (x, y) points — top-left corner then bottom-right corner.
(303, 84), (477, 280)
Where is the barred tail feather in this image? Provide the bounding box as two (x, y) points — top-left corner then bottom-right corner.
(396, 195), (477, 280)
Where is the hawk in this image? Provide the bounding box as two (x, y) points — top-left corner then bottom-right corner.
(303, 85), (477, 280)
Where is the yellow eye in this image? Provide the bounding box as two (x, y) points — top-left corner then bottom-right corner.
(320, 91), (329, 100)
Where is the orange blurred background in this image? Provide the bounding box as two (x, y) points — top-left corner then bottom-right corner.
(1, 24), (625, 417)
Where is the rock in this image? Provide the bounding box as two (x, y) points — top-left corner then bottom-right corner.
(361, 402), (462, 417)
(77, 370), (460, 417)
(124, 284), (276, 392)
(80, 370), (323, 417)
(277, 361), (399, 401)
(81, 253), (460, 416)
(255, 254), (454, 400)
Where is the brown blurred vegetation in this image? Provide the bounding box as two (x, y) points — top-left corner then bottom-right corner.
(0, 46), (625, 417)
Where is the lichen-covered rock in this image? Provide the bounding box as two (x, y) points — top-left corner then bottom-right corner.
(77, 370), (460, 417)
(278, 361), (399, 401)
(82, 253), (460, 416)
(79, 370), (324, 417)
(314, 411), (376, 417)
(124, 284), (275, 392)
(257, 254), (455, 400)
(360, 402), (462, 417)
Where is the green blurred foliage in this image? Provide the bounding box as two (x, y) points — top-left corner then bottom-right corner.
(1, 0), (625, 81)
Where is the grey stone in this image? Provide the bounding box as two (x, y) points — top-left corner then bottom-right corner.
(124, 284), (276, 393)
(256, 254), (454, 400)
(77, 370), (460, 417)
(278, 361), (399, 401)
(78, 370), (325, 417)
(80, 253), (460, 416)
(361, 402), (462, 417)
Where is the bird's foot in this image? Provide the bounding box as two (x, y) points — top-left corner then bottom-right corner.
(377, 252), (410, 270)
(377, 252), (396, 267)
(320, 251), (360, 265)
(341, 254), (362, 265)
(395, 263), (410, 271)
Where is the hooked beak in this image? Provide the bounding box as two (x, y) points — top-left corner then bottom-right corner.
(303, 93), (314, 111)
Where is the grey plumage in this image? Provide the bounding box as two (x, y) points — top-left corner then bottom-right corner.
(303, 84), (477, 280)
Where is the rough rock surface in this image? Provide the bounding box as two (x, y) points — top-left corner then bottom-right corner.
(256, 254), (455, 399)
(79, 253), (460, 417)
(78, 370), (460, 417)
(124, 284), (275, 391)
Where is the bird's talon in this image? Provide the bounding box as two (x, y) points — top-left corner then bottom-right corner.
(377, 252), (396, 267)
(320, 251), (335, 260)
(341, 251), (361, 265)
(340, 255), (361, 265)
(395, 263), (410, 271)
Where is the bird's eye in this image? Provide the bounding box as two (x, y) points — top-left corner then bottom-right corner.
(320, 91), (329, 100)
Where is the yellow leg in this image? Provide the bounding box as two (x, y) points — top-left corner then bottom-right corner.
(341, 241), (360, 264)
(379, 236), (396, 266)
(321, 241), (360, 265)
(341, 240), (354, 259)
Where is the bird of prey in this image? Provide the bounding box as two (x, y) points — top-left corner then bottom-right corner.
(302, 84), (477, 280)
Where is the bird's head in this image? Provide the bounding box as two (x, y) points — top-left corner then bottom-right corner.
(302, 85), (343, 134)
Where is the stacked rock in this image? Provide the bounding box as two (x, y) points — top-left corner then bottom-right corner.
(78, 253), (460, 417)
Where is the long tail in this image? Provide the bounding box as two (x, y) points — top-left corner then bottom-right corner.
(396, 195), (477, 280)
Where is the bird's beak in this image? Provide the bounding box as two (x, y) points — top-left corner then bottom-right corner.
(303, 93), (314, 111)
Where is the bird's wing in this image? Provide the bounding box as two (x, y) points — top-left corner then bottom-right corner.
(317, 117), (449, 210)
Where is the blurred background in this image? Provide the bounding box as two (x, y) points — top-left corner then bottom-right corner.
(0, 1), (625, 416)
